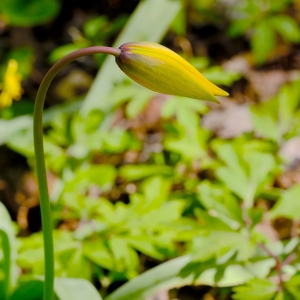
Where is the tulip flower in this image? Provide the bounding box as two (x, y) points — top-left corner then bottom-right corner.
(34, 41), (229, 300)
(116, 41), (228, 103)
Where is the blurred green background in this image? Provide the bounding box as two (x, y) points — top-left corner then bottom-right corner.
(1, 0), (300, 299)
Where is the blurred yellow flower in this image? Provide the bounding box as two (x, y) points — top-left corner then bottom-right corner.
(116, 41), (229, 103)
(0, 59), (23, 108)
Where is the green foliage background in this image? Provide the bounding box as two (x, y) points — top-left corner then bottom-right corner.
(1, 0), (300, 299)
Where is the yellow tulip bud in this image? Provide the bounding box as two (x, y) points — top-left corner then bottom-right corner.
(115, 41), (228, 103)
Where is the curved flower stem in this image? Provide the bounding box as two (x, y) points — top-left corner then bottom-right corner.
(33, 46), (121, 300)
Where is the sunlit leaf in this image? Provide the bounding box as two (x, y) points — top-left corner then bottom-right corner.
(197, 181), (243, 229)
(119, 164), (174, 181)
(109, 238), (139, 274)
(251, 79), (300, 142)
(213, 143), (276, 207)
(83, 241), (114, 270)
(55, 277), (103, 300)
(251, 21), (276, 64)
(270, 15), (300, 43)
(232, 278), (277, 300)
(125, 89), (153, 119)
(106, 255), (274, 300)
(250, 105), (279, 142)
(270, 184), (300, 220)
(0, 203), (17, 299)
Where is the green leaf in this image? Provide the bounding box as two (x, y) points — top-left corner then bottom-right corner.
(285, 274), (300, 299)
(17, 231), (89, 277)
(17, 234), (45, 272)
(1, 100), (34, 120)
(7, 126), (68, 160)
(55, 277), (103, 300)
(58, 247), (91, 280)
(214, 143), (248, 199)
(0, 202), (17, 300)
(278, 80), (300, 138)
(248, 207), (264, 229)
(102, 128), (137, 153)
(192, 231), (245, 262)
(191, 259), (274, 287)
(105, 256), (192, 300)
(66, 164), (117, 193)
(170, 8), (186, 35)
(8, 280), (43, 300)
(251, 79), (300, 142)
(270, 184), (300, 220)
(251, 21), (276, 64)
(197, 181), (243, 229)
(109, 238), (139, 274)
(119, 164), (173, 181)
(250, 105), (279, 142)
(10, 278), (103, 300)
(125, 89), (153, 119)
(49, 44), (88, 64)
(227, 18), (253, 37)
(142, 176), (170, 209)
(83, 16), (109, 39)
(232, 278), (277, 300)
(192, 226), (256, 262)
(269, 0), (293, 13)
(0, 116), (32, 146)
(83, 241), (114, 270)
(273, 291), (297, 300)
(194, 208), (233, 232)
(164, 125), (210, 162)
(126, 237), (164, 260)
(105, 255), (274, 300)
(214, 143), (276, 207)
(270, 15), (300, 43)
(0, 0), (60, 26)
(245, 152), (276, 206)
(202, 66), (241, 86)
(162, 96), (208, 126)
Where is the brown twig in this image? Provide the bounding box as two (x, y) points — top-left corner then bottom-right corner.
(258, 242), (285, 291)
(282, 252), (296, 266)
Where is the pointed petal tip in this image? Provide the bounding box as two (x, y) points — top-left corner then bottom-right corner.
(203, 93), (220, 104)
(217, 90), (229, 97)
(211, 98), (220, 104)
(210, 85), (229, 97)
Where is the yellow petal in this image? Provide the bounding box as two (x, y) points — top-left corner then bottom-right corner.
(116, 41), (229, 103)
(0, 59), (23, 107)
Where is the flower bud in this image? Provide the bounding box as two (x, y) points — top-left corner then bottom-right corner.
(115, 41), (228, 103)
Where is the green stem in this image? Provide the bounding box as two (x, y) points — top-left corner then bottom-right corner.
(0, 229), (10, 300)
(33, 46), (121, 300)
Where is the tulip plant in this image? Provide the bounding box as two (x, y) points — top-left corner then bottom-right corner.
(33, 42), (228, 300)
